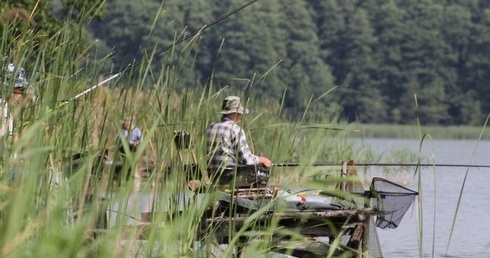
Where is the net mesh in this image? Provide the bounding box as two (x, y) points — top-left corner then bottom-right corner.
(371, 177), (418, 229)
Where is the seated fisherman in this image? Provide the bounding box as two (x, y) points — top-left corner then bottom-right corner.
(120, 116), (143, 153)
(116, 116), (143, 182)
(1, 63), (30, 181)
(206, 96), (272, 185)
(1, 63), (29, 142)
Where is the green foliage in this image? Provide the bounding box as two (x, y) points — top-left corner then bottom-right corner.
(358, 123), (490, 139)
(85, 0), (490, 126)
(0, 47), (369, 258)
(1, 0), (106, 77)
(0, 2), (473, 257)
(64, 0), (106, 20)
(7, 0), (490, 126)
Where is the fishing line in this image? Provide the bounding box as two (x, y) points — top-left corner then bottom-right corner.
(272, 162), (490, 168)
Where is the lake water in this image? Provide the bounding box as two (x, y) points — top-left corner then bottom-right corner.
(350, 138), (490, 258)
(108, 138), (490, 257)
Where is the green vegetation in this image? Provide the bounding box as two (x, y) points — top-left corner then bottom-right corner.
(0, 1), (482, 257)
(0, 6), (383, 257)
(86, 0), (490, 126)
(5, 1), (490, 126)
(356, 124), (490, 139)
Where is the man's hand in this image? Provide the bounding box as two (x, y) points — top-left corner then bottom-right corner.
(258, 156), (272, 168)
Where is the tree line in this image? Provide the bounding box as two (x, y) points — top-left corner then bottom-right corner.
(4, 0), (490, 125)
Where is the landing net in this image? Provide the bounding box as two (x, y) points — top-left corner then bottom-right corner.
(370, 177), (418, 229)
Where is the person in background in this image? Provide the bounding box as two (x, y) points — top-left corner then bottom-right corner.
(206, 96), (272, 183)
(1, 63), (29, 182)
(117, 116), (143, 188)
(1, 63), (29, 142)
(120, 116), (143, 153)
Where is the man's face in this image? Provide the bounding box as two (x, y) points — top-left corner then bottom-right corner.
(12, 90), (23, 102)
(230, 113), (242, 122)
(122, 121), (131, 130)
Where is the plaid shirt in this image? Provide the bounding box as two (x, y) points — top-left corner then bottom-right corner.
(206, 116), (259, 173)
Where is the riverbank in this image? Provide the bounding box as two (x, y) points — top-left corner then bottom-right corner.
(355, 124), (490, 140)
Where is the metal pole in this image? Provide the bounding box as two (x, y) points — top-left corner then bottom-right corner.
(271, 162), (490, 168)
(362, 191), (371, 257)
(69, 73), (121, 100)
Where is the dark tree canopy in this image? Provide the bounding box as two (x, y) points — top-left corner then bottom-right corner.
(8, 0), (490, 126)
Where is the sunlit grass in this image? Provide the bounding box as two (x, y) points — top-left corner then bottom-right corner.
(0, 17), (385, 258)
(0, 6), (449, 257)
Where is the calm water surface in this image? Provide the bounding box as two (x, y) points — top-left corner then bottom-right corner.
(351, 138), (490, 258)
(108, 138), (490, 257)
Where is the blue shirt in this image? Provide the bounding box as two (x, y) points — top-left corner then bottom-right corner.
(123, 126), (142, 145)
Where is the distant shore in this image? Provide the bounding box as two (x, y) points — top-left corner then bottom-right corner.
(354, 124), (490, 140)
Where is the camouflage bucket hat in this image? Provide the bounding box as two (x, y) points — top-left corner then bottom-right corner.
(6, 63), (28, 88)
(219, 96), (249, 115)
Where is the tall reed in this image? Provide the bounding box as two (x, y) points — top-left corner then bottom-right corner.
(0, 7), (387, 258)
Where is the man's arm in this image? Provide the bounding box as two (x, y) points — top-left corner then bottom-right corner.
(235, 127), (257, 164)
(258, 156), (272, 168)
(236, 127), (271, 168)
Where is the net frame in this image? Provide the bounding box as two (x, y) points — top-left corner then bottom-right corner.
(370, 177), (418, 229)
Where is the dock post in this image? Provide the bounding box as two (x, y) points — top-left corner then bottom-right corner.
(362, 191), (371, 257)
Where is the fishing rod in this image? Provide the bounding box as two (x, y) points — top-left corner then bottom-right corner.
(68, 0), (262, 101)
(69, 73), (120, 101)
(272, 162), (490, 168)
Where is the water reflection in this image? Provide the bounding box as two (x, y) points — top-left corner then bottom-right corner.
(350, 138), (490, 258)
(103, 138), (490, 257)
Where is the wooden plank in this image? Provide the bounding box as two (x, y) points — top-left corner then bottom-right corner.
(346, 222), (364, 253)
